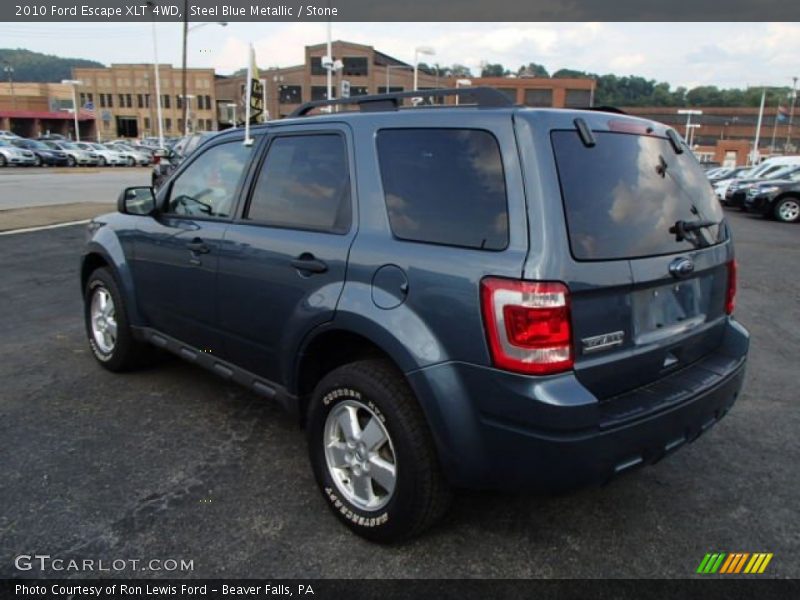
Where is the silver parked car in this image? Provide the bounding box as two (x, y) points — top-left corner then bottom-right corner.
(0, 139), (37, 166)
(104, 142), (151, 166)
(43, 141), (96, 167)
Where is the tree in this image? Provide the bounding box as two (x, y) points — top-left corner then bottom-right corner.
(481, 63), (509, 77)
(0, 48), (103, 82)
(552, 68), (591, 79)
(517, 62), (549, 78)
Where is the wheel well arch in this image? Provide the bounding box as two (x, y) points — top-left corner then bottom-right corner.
(81, 252), (111, 291)
(294, 329), (403, 421)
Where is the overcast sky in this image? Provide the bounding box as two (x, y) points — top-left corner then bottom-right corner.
(1, 22), (798, 89)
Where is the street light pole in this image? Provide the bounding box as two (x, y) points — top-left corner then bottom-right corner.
(752, 87), (767, 165)
(413, 46), (435, 92)
(181, 0), (188, 139)
(3, 65), (15, 109)
(146, 2), (165, 148)
(62, 79), (83, 141)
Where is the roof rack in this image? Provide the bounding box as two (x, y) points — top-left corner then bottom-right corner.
(289, 86), (513, 118)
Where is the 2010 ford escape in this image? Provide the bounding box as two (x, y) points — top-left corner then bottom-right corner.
(81, 88), (749, 543)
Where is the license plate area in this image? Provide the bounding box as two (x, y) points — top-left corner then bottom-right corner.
(633, 276), (712, 345)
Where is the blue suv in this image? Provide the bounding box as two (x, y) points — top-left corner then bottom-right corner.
(81, 89), (749, 542)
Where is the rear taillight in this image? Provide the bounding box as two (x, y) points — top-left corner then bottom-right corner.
(153, 155), (161, 165)
(480, 278), (573, 375)
(725, 259), (737, 315)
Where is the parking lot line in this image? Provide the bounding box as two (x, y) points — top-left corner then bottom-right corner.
(0, 218), (91, 236)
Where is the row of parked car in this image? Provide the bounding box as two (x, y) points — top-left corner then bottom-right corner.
(0, 130), (167, 168)
(707, 157), (800, 223)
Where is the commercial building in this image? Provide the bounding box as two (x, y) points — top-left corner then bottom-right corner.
(625, 106), (799, 165)
(71, 63), (217, 140)
(0, 81), (96, 139)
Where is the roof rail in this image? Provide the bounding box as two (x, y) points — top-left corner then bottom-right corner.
(582, 105), (628, 115)
(289, 86), (513, 117)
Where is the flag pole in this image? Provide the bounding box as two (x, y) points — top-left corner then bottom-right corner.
(244, 43), (253, 146)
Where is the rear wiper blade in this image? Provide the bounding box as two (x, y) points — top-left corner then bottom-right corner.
(670, 219), (719, 242)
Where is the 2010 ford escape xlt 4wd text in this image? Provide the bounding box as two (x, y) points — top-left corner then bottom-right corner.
(81, 88), (749, 543)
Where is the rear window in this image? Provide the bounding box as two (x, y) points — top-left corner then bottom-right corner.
(376, 128), (508, 251)
(552, 130), (726, 260)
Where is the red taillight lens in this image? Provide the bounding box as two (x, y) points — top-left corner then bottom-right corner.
(153, 155), (161, 165)
(481, 278), (573, 375)
(725, 259), (737, 315)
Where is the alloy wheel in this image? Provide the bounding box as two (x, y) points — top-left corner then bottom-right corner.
(90, 287), (117, 354)
(323, 399), (397, 511)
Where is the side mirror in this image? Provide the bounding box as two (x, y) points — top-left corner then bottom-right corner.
(118, 186), (156, 215)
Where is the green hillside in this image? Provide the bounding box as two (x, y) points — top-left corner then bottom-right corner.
(0, 48), (104, 83)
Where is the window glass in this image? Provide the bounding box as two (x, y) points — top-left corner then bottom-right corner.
(167, 141), (251, 218)
(279, 86), (302, 104)
(376, 129), (508, 250)
(551, 130), (726, 260)
(342, 57), (368, 76)
(246, 135), (351, 233)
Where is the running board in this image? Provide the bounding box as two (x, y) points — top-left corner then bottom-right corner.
(133, 326), (298, 416)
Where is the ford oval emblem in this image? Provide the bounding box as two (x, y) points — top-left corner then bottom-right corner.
(669, 257), (695, 279)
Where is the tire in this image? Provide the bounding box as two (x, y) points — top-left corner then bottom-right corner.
(773, 196), (800, 223)
(127, 156), (135, 167)
(307, 359), (451, 543)
(34, 155), (42, 167)
(98, 156), (106, 167)
(0, 154), (6, 167)
(84, 267), (151, 372)
(67, 155), (76, 167)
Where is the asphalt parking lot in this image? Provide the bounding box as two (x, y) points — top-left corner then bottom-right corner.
(0, 207), (797, 579)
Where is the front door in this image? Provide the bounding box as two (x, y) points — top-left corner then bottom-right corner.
(131, 137), (254, 351)
(217, 128), (356, 383)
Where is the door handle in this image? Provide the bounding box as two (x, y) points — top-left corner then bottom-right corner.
(291, 254), (328, 274)
(186, 238), (210, 254)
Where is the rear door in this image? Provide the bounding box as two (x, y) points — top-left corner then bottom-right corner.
(215, 125), (356, 382)
(539, 121), (732, 399)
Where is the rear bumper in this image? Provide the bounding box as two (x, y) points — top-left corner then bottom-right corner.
(408, 319), (749, 491)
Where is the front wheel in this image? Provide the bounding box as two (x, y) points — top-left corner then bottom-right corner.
(84, 268), (151, 371)
(127, 156), (135, 167)
(307, 360), (451, 543)
(67, 155), (76, 167)
(98, 156), (106, 167)
(774, 197), (800, 223)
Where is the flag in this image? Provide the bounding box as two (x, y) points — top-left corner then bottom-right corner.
(777, 105), (789, 123)
(244, 43), (263, 144)
(81, 101), (95, 117)
(247, 45), (263, 123)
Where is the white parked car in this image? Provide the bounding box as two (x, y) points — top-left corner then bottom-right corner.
(0, 139), (37, 166)
(75, 142), (127, 167)
(0, 130), (21, 140)
(104, 143), (150, 166)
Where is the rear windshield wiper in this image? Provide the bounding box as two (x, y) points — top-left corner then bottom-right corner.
(670, 219), (719, 242)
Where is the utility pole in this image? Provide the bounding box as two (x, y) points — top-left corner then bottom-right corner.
(3, 64), (15, 109)
(787, 76), (798, 150)
(181, 0), (188, 137)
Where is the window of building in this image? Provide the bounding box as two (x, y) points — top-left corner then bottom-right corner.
(166, 141), (252, 218)
(144, 117), (151, 131)
(278, 86), (302, 104)
(311, 86), (335, 101)
(100, 94), (106, 108)
(342, 57), (368, 77)
(310, 56), (327, 76)
(118, 94), (124, 107)
(177, 118), (183, 132)
(349, 86), (369, 97)
(523, 88), (553, 107)
(205, 95), (212, 110)
(137, 94), (144, 108)
(376, 128), (508, 250)
(176, 95), (183, 109)
(165, 118), (172, 131)
(126, 94), (132, 108)
(145, 94), (150, 108)
(205, 119), (213, 131)
(163, 94), (171, 109)
(564, 89), (591, 108)
(88, 93), (94, 104)
(107, 94), (113, 108)
(377, 86), (404, 94)
(80, 93), (86, 106)
(246, 134), (351, 234)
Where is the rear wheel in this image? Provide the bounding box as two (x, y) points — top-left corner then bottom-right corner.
(98, 156), (106, 167)
(127, 156), (135, 167)
(84, 268), (151, 371)
(307, 359), (451, 543)
(0, 154), (6, 167)
(67, 155), (76, 167)
(774, 197), (800, 223)
(34, 155), (42, 167)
